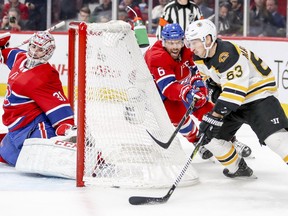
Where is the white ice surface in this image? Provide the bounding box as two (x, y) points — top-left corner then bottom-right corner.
(0, 97), (287, 216)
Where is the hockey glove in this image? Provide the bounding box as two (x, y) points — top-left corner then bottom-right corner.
(198, 112), (223, 145)
(180, 85), (207, 109)
(56, 124), (77, 136)
(0, 32), (10, 49)
(206, 78), (222, 103)
(190, 74), (208, 97)
(56, 124), (77, 143)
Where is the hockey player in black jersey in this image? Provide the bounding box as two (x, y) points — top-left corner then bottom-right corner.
(184, 19), (288, 178)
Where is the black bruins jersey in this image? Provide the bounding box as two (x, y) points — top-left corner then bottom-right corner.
(194, 39), (278, 114)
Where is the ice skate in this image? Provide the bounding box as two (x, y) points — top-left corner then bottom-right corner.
(198, 146), (213, 160)
(232, 138), (253, 158)
(223, 158), (256, 179)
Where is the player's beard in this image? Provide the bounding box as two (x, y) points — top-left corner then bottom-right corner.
(169, 48), (181, 60)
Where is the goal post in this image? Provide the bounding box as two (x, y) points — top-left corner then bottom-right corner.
(68, 22), (87, 186)
(68, 21), (199, 188)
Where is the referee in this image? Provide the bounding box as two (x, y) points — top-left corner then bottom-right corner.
(156, 0), (203, 39)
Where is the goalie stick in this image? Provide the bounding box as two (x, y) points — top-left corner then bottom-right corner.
(128, 133), (204, 205)
(16, 21), (66, 47)
(147, 99), (196, 149)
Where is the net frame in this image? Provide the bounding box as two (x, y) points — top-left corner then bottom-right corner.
(68, 21), (199, 188)
(68, 21), (86, 186)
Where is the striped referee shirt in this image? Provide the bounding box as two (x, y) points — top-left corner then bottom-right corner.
(156, 0), (203, 39)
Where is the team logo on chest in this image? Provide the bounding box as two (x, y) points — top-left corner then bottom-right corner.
(181, 60), (190, 70)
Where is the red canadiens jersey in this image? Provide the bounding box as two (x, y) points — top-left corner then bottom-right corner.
(1, 48), (74, 132)
(145, 40), (196, 101)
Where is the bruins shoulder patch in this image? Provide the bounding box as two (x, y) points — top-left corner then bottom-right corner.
(219, 52), (229, 63)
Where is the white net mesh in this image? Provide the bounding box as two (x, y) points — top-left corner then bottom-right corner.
(71, 20), (198, 188)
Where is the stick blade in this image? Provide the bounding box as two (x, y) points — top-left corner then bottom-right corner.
(129, 196), (168, 205)
(146, 130), (169, 149)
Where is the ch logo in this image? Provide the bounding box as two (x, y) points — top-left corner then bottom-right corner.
(271, 118), (279, 124)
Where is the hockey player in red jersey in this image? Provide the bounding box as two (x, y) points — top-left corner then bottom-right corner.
(0, 31), (75, 166)
(144, 23), (251, 159)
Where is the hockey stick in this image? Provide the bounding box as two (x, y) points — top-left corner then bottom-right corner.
(16, 21), (66, 47)
(147, 99), (196, 149)
(128, 133), (204, 205)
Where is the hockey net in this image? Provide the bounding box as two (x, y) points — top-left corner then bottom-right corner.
(68, 21), (198, 188)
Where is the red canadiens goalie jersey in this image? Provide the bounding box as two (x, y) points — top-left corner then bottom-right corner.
(1, 48), (74, 132)
(144, 40), (195, 101)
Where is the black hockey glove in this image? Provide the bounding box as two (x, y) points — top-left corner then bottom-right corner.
(206, 78), (222, 103)
(198, 113), (223, 145)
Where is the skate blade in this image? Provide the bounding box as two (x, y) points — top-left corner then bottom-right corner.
(200, 156), (217, 163)
(229, 174), (258, 180)
(208, 157), (217, 163)
(245, 154), (256, 159)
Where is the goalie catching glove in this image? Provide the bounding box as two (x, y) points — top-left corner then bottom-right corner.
(180, 84), (207, 109)
(198, 112), (223, 145)
(55, 123), (77, 142)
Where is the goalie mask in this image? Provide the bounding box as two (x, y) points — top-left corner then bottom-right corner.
(26, 31), (56, 68)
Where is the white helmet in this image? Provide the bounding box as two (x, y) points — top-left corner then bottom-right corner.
(26, 31), (56, 68)
(185, 19), (217, 57)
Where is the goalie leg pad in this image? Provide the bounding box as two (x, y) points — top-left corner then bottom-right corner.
(15, 137), (76, 179)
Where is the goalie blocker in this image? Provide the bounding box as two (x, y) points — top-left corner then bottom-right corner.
(0, 32), (10, 50)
